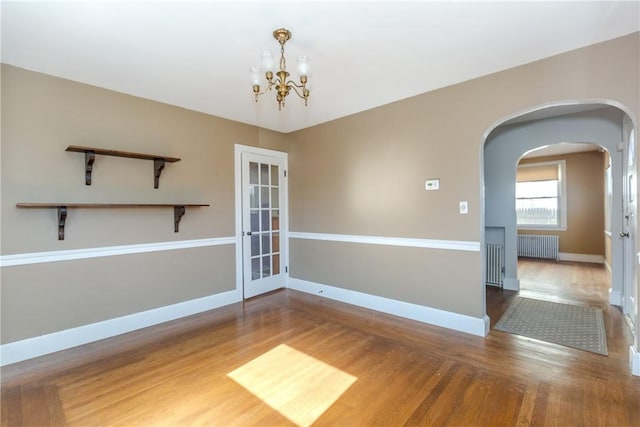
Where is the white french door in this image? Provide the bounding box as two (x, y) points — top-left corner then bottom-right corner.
(240, 150), (287, 298)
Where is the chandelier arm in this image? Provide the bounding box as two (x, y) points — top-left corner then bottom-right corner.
(254, 80), (277, 97)
(285, 80), (306, 89)
(287, 84), (309, 101)
(254, 88), (270, 97)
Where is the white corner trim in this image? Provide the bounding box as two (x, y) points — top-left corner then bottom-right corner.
(288, 277), (489, 337)
(630, 345), (640, 376)
(289, 232), (480, 252)
(0, 289), (241, 367)
(0, 237), (235, 267)
(609, 289), (622, 306)
(558, 252), (604, 264)
(234, 145), (245, 299)
(502, 277), (520, 291)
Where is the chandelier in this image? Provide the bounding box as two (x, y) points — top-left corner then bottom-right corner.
(250, 28), (310, 110)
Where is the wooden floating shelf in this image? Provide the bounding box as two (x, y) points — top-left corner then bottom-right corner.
(65, 146), (181, 162)
(16, 203), (209, 240)
(65, 145), (181, 188)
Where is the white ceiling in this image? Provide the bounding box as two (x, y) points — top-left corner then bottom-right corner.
(2, 1), (639, 133)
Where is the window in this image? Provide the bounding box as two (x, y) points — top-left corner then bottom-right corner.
(516, 160), (566, 229)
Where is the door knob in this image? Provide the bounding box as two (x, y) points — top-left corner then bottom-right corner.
(620, 232), (630, 238)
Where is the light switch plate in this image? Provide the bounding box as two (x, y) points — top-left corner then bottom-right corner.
(425, 179), (440, 191)
(459, 201), (468, 214)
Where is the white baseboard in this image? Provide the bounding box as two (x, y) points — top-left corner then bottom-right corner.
(558, 253), (604, 264)
(630, 345), (640, 376)
(609, 289), (622, 306)
(502, 277), (520, 291)
(0, 289), (241, 367)
(288, 278), (489, 337)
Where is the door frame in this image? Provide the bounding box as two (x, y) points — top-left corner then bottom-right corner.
(622, 117), (638, 325)
(621, 115), (640, 375)
(234, 144), (289, 299)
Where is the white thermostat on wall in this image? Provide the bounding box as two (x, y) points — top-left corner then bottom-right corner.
(425, 179), (440, 191)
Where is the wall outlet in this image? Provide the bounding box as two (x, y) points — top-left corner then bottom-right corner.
(459, 201), (468, 214)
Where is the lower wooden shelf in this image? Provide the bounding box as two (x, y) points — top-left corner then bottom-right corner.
(16, 203), (210, 240)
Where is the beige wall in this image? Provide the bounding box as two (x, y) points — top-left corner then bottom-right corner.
(1, 246), (235, 343)
(519, 151), (606, 256)
(288, 33), (639, 319)
(1, 64), (287, 343)
(290, 240), (480, 316)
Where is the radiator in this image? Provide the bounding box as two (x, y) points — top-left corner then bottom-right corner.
(486, 244), (504, 287)
(517, 234), (559, 260)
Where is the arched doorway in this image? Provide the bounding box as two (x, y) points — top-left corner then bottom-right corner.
(515, 143), (610, 303)
(481, 101), (639, 374)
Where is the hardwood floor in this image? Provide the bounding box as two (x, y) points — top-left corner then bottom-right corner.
(2, 261), (639, 426)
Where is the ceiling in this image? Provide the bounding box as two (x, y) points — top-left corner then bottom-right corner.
(2, 1), (639, 133)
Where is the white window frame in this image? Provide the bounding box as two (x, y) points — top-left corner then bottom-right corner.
(516, 160), (567, 231)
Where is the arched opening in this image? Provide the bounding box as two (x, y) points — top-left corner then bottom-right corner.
(515, 143), (610, 304)
(481, 101), (639, 373)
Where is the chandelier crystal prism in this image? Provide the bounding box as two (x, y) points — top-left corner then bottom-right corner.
(250, 28), (310, 110)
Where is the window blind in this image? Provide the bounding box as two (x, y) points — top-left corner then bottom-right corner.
(517, 163), (559, 182)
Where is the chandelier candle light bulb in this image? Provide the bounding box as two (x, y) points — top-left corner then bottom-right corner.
(250, 66), (261, 86)
(297, 56), (309, 76)
(261, 51), (274, 72)
(251, 28), (310, 110)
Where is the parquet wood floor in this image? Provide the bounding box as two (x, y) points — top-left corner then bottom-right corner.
(2, 260), (639, 426)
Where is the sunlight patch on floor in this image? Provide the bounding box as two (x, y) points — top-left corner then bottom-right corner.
(227, 343), (357, 427)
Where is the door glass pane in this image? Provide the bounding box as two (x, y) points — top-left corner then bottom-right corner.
(250, 162), (259, 185)
(250, 210), (259, 232)
(251, 234), (260, 256)
(261, 187), (270, 208)
(271, 188), (279, 209)
(273, 254), (280, 275)
(272, 232), (280, 253)
(262, 255), (271, 277)
(262, 233), (270, 254)
(261, 163), (269, 185)
(250, 186), (259, 209)
(251, 258), (260, 280)
(271, 210), (279, 231)
(261, 210), (270, 231)
(271, 165), (279, 186)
